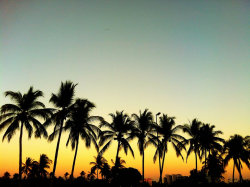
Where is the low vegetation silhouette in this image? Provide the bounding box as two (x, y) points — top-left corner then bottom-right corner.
(0, 81), (249, 187)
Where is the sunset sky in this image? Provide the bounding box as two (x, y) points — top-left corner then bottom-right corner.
(0, 0), (249, 181)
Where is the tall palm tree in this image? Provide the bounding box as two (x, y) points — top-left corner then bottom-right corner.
(223, 135), (250, 183)
(183, 118), (202, 172)
(154, 114), (186, 183)
(0, 87), (51, 180)
(65, 99), (100, 178)
(44, 81), (77, 177)
(130, 109), (154, 182)
(90, 154), (108, 179)
(199, 123), (224, 169)
(38, 154), (52, 178)
(99, 111), (134, 166)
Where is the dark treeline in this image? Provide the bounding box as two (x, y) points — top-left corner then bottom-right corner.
(0, 81), (249, 187)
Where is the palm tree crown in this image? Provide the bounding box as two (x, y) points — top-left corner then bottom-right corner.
(199, 123), (224, 168)
(99, 111), (134, 166)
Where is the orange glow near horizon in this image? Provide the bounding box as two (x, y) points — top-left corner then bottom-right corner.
(0, 127), (249, 182)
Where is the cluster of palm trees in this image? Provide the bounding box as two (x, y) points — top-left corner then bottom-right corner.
(21, 154), (52, 179)
(0, 81), (249, 184)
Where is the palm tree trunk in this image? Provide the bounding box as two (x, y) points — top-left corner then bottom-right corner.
(157, 132), (162, 184)
(142, 149), (144, 183)
(195, 151), (198, 172)
(70, 136), (79, 179)
(238, 160), (243, 182)
(232, 163), (235, 183)
(52, 121), (64, 177)
(115, 141), (120, 166)
(160, 147), (166, 184)
(19, 122), (24, 180)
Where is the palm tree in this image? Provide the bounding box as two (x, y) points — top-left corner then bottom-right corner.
(223, 135), (250, 183)
(65, 99), (100, 178)
(111, 157), (126, 169)
(38, 154), (52, 178)
(29, 160), (39, 178)
(90, 154), (108, 179)
(100, 162), (111, 180)
(154, 114), (186, 183)
(199, 123), (224, 169)
(0, 87), (51, 180)
(99, 111), (134, 166)
(44, 81), (77, 177)
(22, 157), (34, 179)
(183, 118), (202, 172)
(130, 109), (154, 182)
(202, 151), (225, 183)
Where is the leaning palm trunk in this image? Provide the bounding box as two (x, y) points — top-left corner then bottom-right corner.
(19, 122), (24, 180)
(52, 121), (64, 176)
(70, 136), (79, 178)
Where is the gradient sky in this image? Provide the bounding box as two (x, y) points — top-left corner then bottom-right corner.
(0, 0), (249, 181)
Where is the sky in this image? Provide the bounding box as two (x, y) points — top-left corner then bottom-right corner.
(0, 0), (249, 181)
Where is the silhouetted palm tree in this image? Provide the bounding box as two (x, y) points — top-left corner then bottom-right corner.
(44, 81), (77, 177)
(100, 162), (111, 180)
(129, 109), (154, 182)
(223, 135), (250, 183)
(183, 118), (202, 171)
(0, 87), (51, 180)
(199, 124), (224, 169)
(22, 157), (34, 178)
(202, 151), (225, 183)
(111, 157), (126, 169)
(29, 160), (39, 178)
(90, 154), (108, 179)
(155, 114), (186, 183)
(99, 111), (134, 166)
(65, 98), (100, 178)
(38, 154), (52, 178)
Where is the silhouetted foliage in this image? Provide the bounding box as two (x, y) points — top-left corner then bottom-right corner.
(44, 80), (77, 177)
(99, 111), (134, 166)
(223, 135), (250, 183)
(0, 87), (52, 179)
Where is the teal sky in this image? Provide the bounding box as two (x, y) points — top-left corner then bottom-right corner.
(1, 0), (250, 138)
